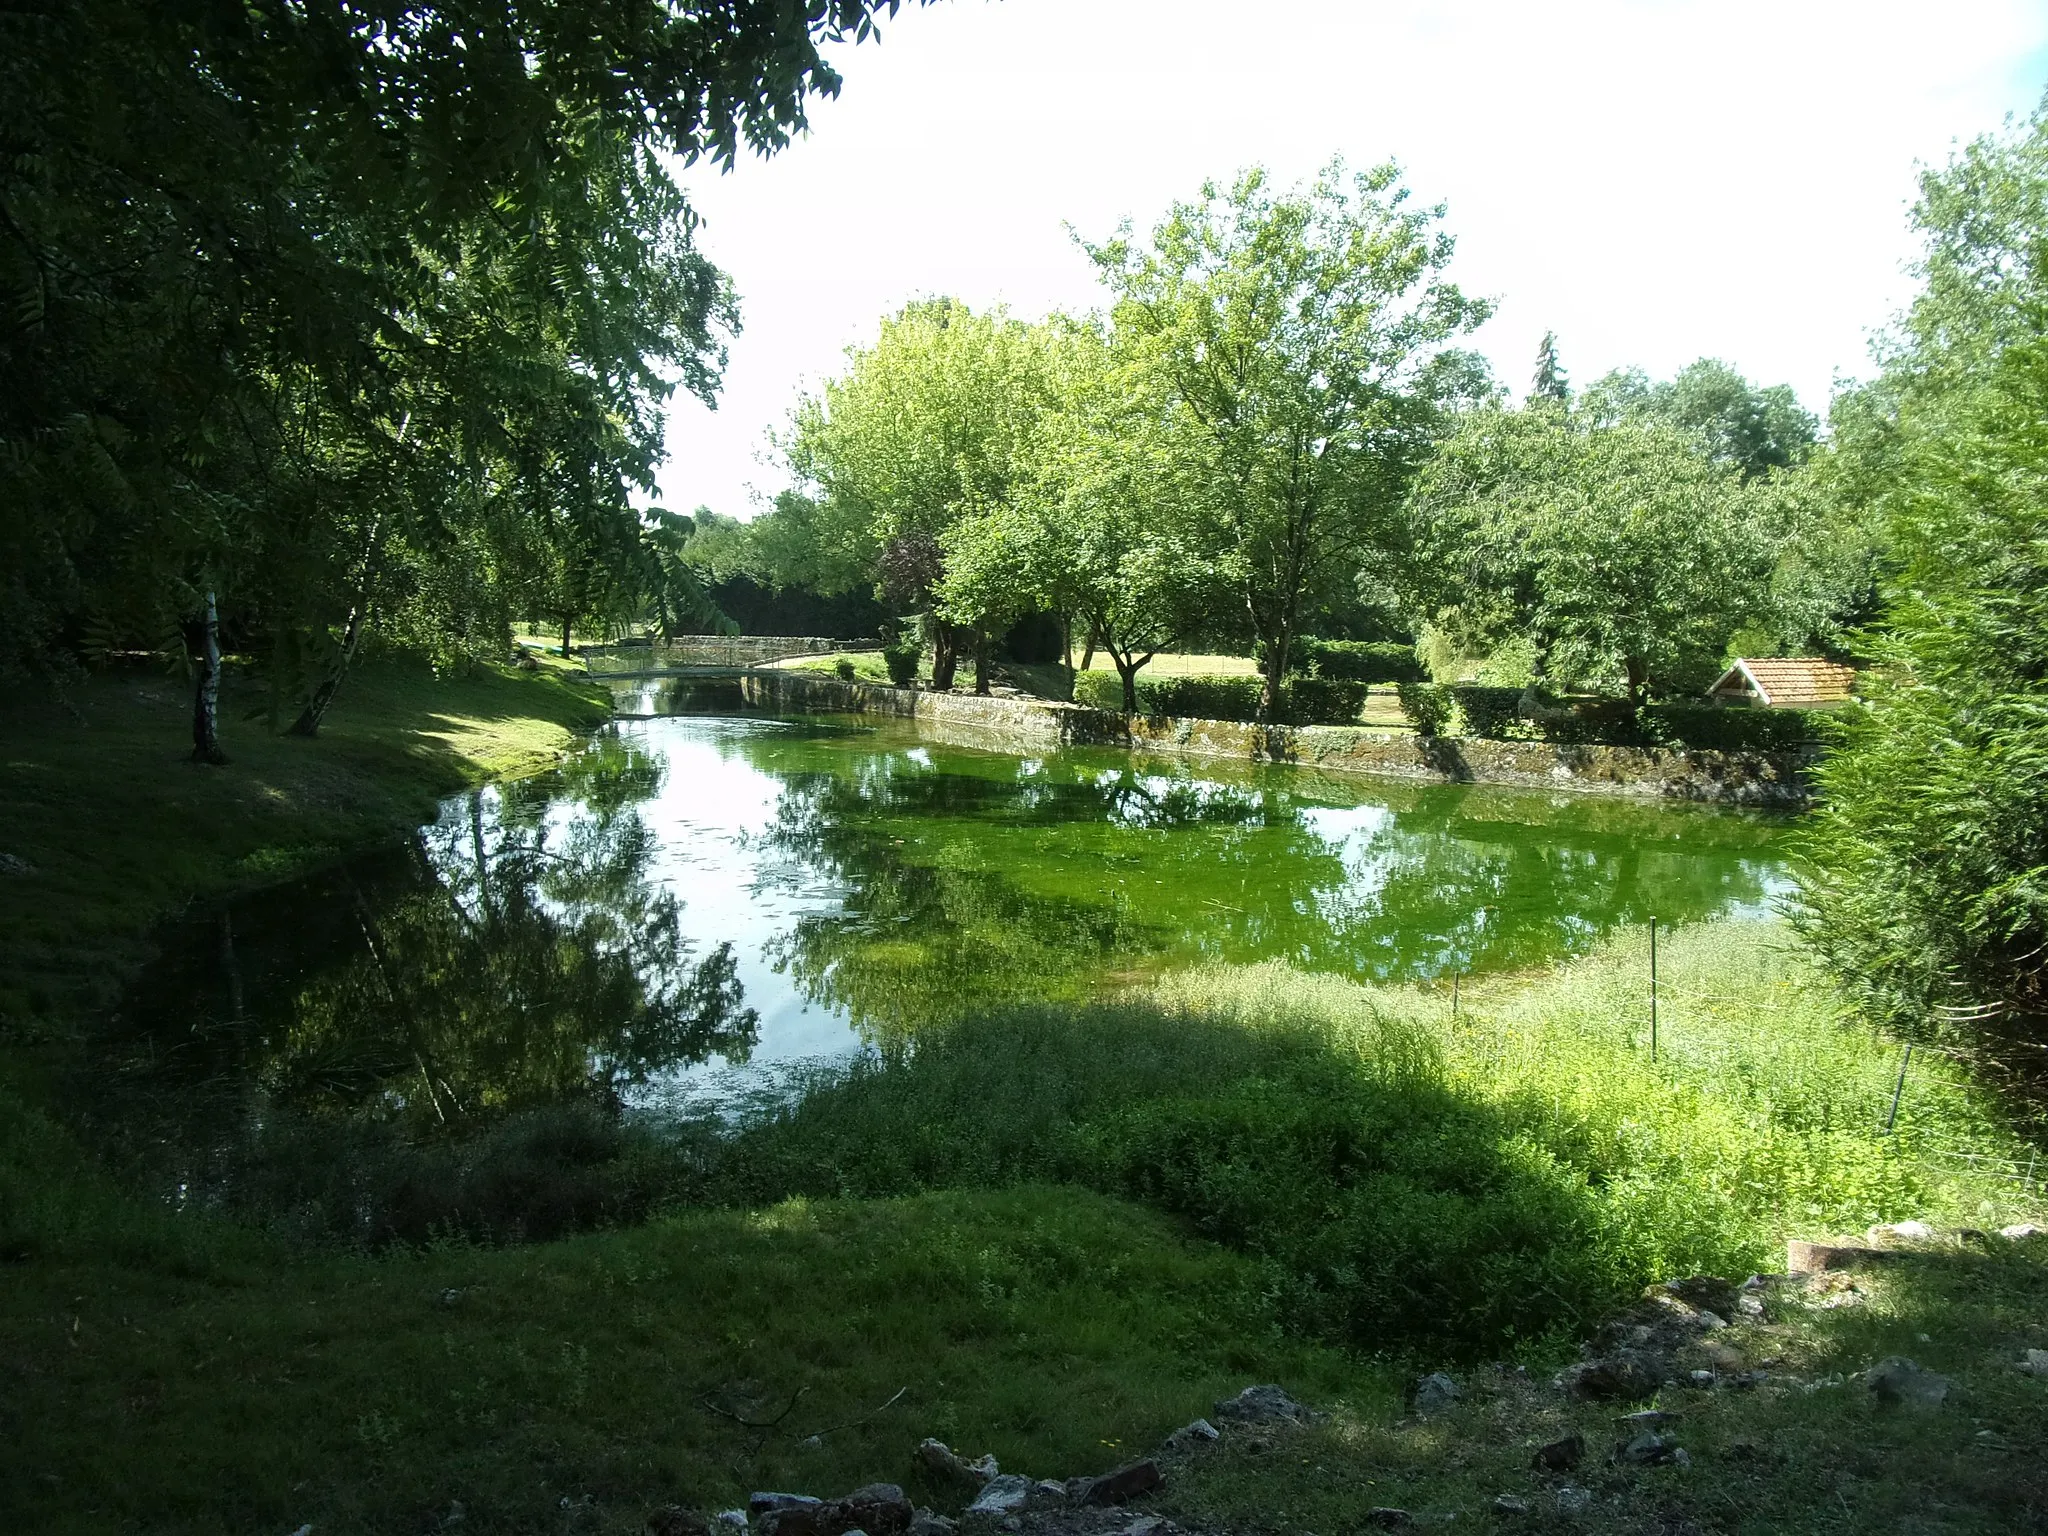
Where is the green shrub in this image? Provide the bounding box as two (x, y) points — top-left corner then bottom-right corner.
(834, 657), (858, 682)
(1075, 672), (1267, 721)
(1396, 681), (1455, 735)
(881, 638), (922, 688)
(1289, 638), (1425, 684)
(1447, 685), (1525, 740)
(1644, 703), (1821, 752)
(1283, 677), (1369, 725)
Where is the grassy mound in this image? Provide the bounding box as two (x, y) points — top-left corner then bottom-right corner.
(702, 925), (2039, 1357)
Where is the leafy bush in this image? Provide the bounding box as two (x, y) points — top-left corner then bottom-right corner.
(1290, 638), (1425, 684)
(1396, 682), (1455, 735)
(1447, 685), (1524, 740)
(1284, 677), (1369, 725)
(1075, 672), (1266, 721)
(834, 657), (858, 682)
(881, 636), (923, 688)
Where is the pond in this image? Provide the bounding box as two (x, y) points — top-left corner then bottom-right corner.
(86, 708), (1791, 1233)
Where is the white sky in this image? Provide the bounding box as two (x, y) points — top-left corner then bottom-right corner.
(655, 0), (2048, 519)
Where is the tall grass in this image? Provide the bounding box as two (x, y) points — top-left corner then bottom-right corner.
(700, 922), (2039, 1358)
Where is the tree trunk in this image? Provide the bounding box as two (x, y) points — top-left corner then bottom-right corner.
(973, 629), (990, 696)
(1258, 627), (1291, 724)
(1118, 656), (1140, 714)
(1625, 656), (1650, 707)
(1060, 614), (1074, 672)
(560, 613), (573, 658)
(288, 595), (371, 737)
(190, 589), (228, 764)
(929, 622), (958, 690)
(1079, 620), (1099, 673)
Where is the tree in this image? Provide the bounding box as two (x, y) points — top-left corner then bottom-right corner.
(785, 301), (1060, 692)
(1797, 102), (2048, 1036)
(1530, 331), (1570, 402)
(1408, 404), (1775, 703)
(1085, 161), (1491, 719)
(1583, 360), (1818, 480)
(0, 0), (931, 734)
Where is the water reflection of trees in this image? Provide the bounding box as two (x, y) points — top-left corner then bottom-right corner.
(742, 742), (1779, 1038)
(90, 731), (758, 1223)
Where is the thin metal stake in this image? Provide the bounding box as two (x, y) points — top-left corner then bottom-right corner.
(1451, 969), (1460, 1018)
(1885, 1043), (1914, 1134)
(1649, 917), (1659, 1063)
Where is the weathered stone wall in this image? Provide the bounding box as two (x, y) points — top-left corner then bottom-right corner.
(730, 671), (1815, 807)
(583, 636), (850, 673)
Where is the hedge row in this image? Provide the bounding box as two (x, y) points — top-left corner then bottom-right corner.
(1393, 684), (1826, 751)
(1073, 672), (1369, 725)
(1287, 638), (1426, 684)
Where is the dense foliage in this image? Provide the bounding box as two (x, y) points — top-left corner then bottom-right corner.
(1, 0), (926, 727)
(1798, 105), (2048, 1035)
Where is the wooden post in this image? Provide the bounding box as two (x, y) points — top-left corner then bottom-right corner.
(1885, 1044), (1914, 1133)
(1649, 917), (1659, 1062)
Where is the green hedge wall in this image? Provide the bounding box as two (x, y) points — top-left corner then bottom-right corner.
(1289, 638), (1425, 684)
(1074, 672), (1369, 725)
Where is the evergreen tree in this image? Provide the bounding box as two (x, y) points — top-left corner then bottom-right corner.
(1530, 331), (1570, 403)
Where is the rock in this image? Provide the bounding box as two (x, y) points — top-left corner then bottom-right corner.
(1864, 1356), (1950, 1412)
(2019, 1349), (2048, 1377)
(1786, 1240), (1899, 1274)
(1118, 1519), (1163, 1536)
(1557, 1354), (1662, 1400)
(1734, 1291), (1766, 1320)
(916, 1440), (997, 1488)
(1867, 1220), (1936, 1245)
(0, 852), (36, 876)
(1688, 1370), (1715, 1387)
(1162, 1418), (1219, 1453)
(1413, 1372), (1461, 1416)
(1554, 1487), (1590, 1514)
(1615, 1431), (1681, 1466)
(753, 1497), (824, 1520)
(1029, 1482), (1068, 1508)
(906, 1514), (956, 1536)
(1212, 1384), (1319, 1425)
(1077, 1461), (1162, 1507)
(2001, 1223), (2045, 1240)
(1491, 1494), (1529, 1517)
(716, 1514), (748, 1533)
(648, 1511), (710, 1536)
(834, 1485), (912, 1536)
(1531, 1432), (1585, 1472)
(965, 1477), (1033, 1520)
(1364, 1511), (1413, 1529)
(1652, 1277), (1738, 1317)
(1697, 1342), (1745, 1372)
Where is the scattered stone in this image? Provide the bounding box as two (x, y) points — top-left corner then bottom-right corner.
(1558, 1355), (1662, 1401)
(716, 1513), (749, 1533)
(1734, 1291), (1766, 1320)
(1864, 1357), (1950, 1412)
(1672, 1448), (1693, 1468)
(1212, 1385), (1319, 1425)
(834, 1485), (912, 1536)
(1118, 1519), (1163, 1536)
(1688, 1371), (1715, 1387)
(1364, 1510), (1413, 1529)
(1161, 1418), (1219, 1454)
(648, 1510), (710, 1536)
(0, 852), (35, 876)
(802, 1437), (825, 1450)
(906, 1513), (956, 1536)
(2001, 1223), (2046, 1240)
(1554, 1487), (1591, 1515)
(1867, 1220), (1935, 1245)
(1414, 1373), (1461, 1416)
(1531, 1432), (1585, 1472)
(757, 1506), (825, 1536)
(1786, 1240), (1900, 1274)
(1615, 1432), (1681, 1466)
(752, 1496), (823, 1520)
(1491, 1494), (1529, 1518)
(2019, 1349), (2048, 1377)
(1076, 1461), (1162, 1508)
(1697, 1342), (1745, 1372)
(917, 1440), (998, 1488)
(965, 1477), (1033, 1520)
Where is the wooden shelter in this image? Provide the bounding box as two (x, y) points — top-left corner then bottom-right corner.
(1707, 657), (1857, 708)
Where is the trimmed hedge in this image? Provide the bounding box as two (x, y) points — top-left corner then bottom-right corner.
(1074, 671), (1369, 725)
(1642, 703), (1826, 752)
(1289, 638), (1425, 684)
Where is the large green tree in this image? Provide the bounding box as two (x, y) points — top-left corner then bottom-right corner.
(1, 0), (928, 745)
(1408, 403), (1777, 703)
(1797, 103), (2048, 1036)
(785, 300), (1060, 691)
(1085, 161), (1491, 719)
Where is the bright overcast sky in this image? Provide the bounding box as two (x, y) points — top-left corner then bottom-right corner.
(656, 0), (2048, 519)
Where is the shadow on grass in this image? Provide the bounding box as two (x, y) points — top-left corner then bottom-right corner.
(697, 998), (1647, 1359)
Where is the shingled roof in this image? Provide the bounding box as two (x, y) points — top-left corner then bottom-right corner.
(1708, 657), (1857, 708)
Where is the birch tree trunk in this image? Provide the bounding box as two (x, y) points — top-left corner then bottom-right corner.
(190, 589), (228, 764)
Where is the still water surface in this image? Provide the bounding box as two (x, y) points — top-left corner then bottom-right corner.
(96, 709), (1791, 1180)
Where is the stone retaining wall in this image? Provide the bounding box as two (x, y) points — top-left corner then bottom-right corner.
(734, 671), (1814, 807)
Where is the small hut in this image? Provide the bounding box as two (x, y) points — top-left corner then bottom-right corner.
(1707, 657), (1857, 708)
